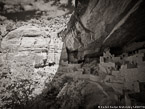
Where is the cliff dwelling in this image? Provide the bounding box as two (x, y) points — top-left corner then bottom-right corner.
(0, 0), (145, 109)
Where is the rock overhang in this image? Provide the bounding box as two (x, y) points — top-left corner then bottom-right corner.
(60, 0), (145, 62)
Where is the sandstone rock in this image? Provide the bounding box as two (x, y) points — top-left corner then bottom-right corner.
(1, 26), (47, 51)
(59, 80), (118, 108)
(65, 32), (81, 51)
(82, 82), (118, 107)
(23, 4), (35, 11)
(0, 24), (64, 99)
(62, 0), (145, 61)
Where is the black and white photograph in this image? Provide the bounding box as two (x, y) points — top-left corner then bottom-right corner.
(0, 0), (145, 109)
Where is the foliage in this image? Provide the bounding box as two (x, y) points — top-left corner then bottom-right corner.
(0, 60), (42, 109)
(28, 74), (86, 109)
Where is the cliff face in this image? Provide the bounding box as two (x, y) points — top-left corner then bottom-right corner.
(0, 14), (70, 107)
(1, 0), (145, 108)
(60, 0), (145, 62)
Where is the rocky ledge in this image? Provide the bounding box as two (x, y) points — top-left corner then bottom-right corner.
(59, 0), (145, 63)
